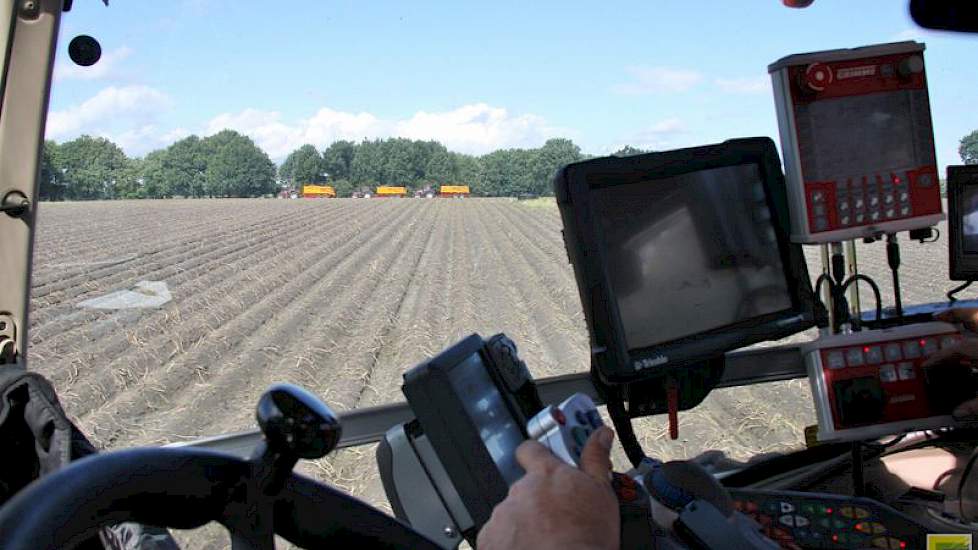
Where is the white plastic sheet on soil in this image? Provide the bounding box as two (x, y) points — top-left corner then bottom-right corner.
(77, 281), (172, 309)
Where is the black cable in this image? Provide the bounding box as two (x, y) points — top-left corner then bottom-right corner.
(841, 274), (883, 326)
(887, 234), (903, 319)
(948, 281), (974, 303)
(604, 388), (645, 467)
(958, 446), (978, 520)
(924, 227), (941, 243)
(851, 441), (865, 497)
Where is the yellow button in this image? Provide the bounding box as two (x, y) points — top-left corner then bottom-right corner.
(869, 522), (886, 534)
(854, 507), (871, 519)
(840, 506), (854, 518)
(872, 537), (889, 549)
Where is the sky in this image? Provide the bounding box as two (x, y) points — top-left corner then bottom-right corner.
(47, 1), (978, 173)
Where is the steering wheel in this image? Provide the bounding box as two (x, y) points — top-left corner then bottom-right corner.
(0, 384), (441, 550)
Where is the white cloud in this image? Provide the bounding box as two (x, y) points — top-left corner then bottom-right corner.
(204, 103), (561, 159)
(715, 75), (769, 94)
(615, 117), (688, 151)
(46, 85), (174, 155)
(613, 66), (703, 95)
(54, 46), (132, 82)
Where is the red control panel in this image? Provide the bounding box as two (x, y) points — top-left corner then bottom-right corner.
(803, 322), (969, 442)
(770, 41), (944, 243)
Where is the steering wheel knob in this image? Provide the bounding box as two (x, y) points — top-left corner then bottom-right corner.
(257, 383), (342, 460)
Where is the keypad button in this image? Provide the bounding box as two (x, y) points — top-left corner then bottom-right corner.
(870, 211), (881, 221)
(814, 204), (826, 216)
(897, 362), (915, 380)
(884, 194), (894, 205)
(941, 335), (960, 349)
(865, 346), (883, 364)
(880, 364), (897, 383)
(855, 197), (865, 209)
(846, 348), (865, 366)
(884, 342), (902, 361)
(840, 215), (851, 226)
(827, 351), (846, 369)
(779, 514), (795, 527)
(885, 208), (895, 218)
(839, 200), (850, 212)
(811, 191), (824, 203)
(869, 195), (880, 207)
(780, 502), (795, 513)
(814, 217), (828, 231)
(900, 205), (911, 216)
(902, 340), (921, 359)
(793, 515), (809, 527)
(855, 213), (865, 223)
(899, 191), (910, 202)
(922, 338), (939, 356)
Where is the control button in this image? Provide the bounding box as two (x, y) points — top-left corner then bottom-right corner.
(571, 426), (589, 446)
(922, 338), (939, 356)
(780, 501), (795, 514)
(853, 507), (869, 519)
(575, 410), (588, 425)
(869, 195), (880, 207)
(918, 173), (935, 187)
(884, 342), (902, 361)
(900, 206), (911, 217)
(586, 410), (602, 428)
(855, 213), (865, 223)
(868, 522), (886, 534)
(880, 364), (897, 383)
(846, 348), (865, 367)
(941, 335), (961, 349)
(800, 503), (815, 515)
(885, 208), (895, 218)
(899, 191), (910, 202)
(812, 190), (825, 203)
(902, 340), (921, 359)
(899, 54), (924, 77)
(840, 215), (851, 226)
(865, 346), (883, 364)
(814, 217), (828, 231)
(839, 200), (850, 212)
(779, 514), (795, 527)
(827, 351), (846, 369)
(814, 204), (827, 216)
(897, 362), (915, 381)
(884, 193), (894, 205)
(832, 518), (846, 529)
(793, 515), (809, 527)
(855, 197), (865, 209)
(870, 210), (881, 221)
(873, 536), (904, 549)
(840, 506), (854, 518)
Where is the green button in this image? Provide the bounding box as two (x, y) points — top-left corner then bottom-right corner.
(571, 426), (588, 446)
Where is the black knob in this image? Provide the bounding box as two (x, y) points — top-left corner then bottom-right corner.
(898, 55), (924, 79)
(256, 383), (341, 460)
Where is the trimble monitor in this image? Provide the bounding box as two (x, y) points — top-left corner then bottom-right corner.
(554, 138), (814, 384)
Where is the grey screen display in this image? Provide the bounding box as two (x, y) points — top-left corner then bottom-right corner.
(962, 185), (978, 254)
(447, 352), (525, 484)
(592, 163), (793, 351)
(797, 90), (933, 182)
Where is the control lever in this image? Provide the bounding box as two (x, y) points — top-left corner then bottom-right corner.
(252, 383), (342, 495)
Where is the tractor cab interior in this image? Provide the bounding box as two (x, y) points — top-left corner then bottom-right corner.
(2, 1), (978, 549)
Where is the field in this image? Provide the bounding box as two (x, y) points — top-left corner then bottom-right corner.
(27, 197), (955, 547)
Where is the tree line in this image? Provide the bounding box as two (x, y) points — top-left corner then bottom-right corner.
(40, 131), (649, 200)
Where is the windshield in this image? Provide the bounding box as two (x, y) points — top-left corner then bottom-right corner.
(31, 1), (976, 545)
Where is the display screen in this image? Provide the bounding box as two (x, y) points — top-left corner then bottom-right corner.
(797, 90), (932, 182)
(592, 163), (793, 351)
(962, 185), (978, 254)
(447, 352), (525, 484)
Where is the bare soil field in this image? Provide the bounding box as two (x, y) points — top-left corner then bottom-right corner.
(26, 198), (958, 548)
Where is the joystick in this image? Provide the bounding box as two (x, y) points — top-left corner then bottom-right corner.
(526, 393), (604, 467)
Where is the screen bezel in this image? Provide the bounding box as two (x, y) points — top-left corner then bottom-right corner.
(948, 165), (978, 281)
(554, 137), (814, 384)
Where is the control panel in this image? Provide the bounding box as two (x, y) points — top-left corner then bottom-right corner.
(527, 393), (604, 468)
(803, 322), (972, 442)
(729, 489), (925, 549)
(769, 41), (943, 243)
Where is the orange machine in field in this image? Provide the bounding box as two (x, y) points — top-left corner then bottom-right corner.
(439, 185), (469, 198)
(375, 186), (408, 197)
(302, 185), (336, 198)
